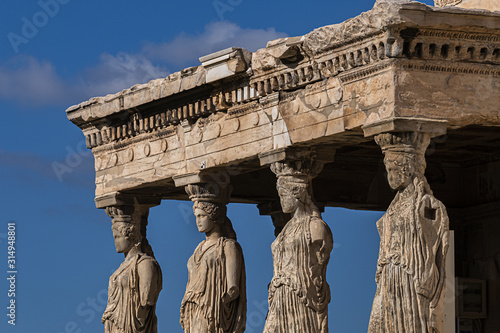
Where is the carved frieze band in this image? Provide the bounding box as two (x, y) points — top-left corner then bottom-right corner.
(249, 36), (395, 95)
(402, 38), (500, 63)
(417, 28), (500, 43)
(402, 62), (500, 76)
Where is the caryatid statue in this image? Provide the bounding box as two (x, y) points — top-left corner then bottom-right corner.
(264, 155), (334, 333)
(102, 205), (163, 333)
(180, 182), (246, 333)
(368, 132), (449, 333)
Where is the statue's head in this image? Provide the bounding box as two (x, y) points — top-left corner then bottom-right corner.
(106, 205), (145, 255)
(383, 152), (415, 190)
(111, 222), (141, 254)
(185, 182), (236, 239)
(275, 177), (309, 213)
(271, 153), (323, 214)
(193, 201), (225, 233)
(375, 132), (430, 191)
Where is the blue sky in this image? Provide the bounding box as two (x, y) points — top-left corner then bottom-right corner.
(0, 0), (435, 332)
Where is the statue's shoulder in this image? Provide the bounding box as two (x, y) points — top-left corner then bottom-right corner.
(421, 193), (445, 206)
(310, 216), (331, 231)
(309, 216), (333, 243)
(310, 215), (326, 223)
(419, 194), (448, 216)
(419, 194), (449, 230)
(221, 237), (239, 244)
(137, 253), (156, 261)
(222, 237), (243, 253)
(137, 254), (160, 267)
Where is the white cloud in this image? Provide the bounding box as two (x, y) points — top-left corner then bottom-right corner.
(143, 21), (288, 68)
(80, 52), (168, 98)
(0, 55), (72, 106)
(0, 53), (168, 108)
(0, 22), (287, 108)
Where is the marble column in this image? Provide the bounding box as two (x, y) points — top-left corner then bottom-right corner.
(259, 148), (334, 333)
(100, 196), (163, 333)
(174, 172), (247, 333)
(363, 119), (450, 333)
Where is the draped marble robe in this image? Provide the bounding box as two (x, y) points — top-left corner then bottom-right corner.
(264, 216), (332, 333)
(180, 237), (246, 333)
(102, 253), (162, 333)
(368, 175), (449, 333)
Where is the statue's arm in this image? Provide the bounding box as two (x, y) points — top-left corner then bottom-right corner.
(222, 241), (242, 303)
(310, 218), (333, 267)
(375, 216), (385, 284)
(426, 195), (450, 308)
(138, 259), (160, 307)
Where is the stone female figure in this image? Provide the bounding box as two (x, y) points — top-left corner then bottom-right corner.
(180, 185), (246, 333)
(368, 132), (449, 333)
(102, 206), (162, 333)
(264, 159), (333, 333)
